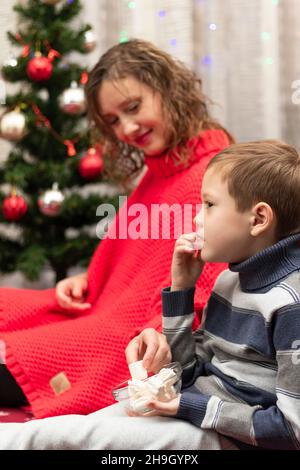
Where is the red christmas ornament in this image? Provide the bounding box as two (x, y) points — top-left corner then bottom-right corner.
(27, 53), (53, 82)
(2, 192), (28, 221)
(79, 147), (104, 180)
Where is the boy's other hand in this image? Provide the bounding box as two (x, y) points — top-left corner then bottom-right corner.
(171, 233), (205, 291)
(125, 328), (172, 373)
(127, 395), (181, 418)
(55, 272), (91, 312)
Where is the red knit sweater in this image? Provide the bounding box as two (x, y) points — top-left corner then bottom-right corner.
(0, 130), (229, 418)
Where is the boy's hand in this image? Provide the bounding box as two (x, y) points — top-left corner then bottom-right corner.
(127, 395), (181, 417)
(55, 272), (91, 311)
(125, 328), (172, 373)
(171, 233), (205, 291)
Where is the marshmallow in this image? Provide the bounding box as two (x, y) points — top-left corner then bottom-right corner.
(129, 397), (152, 414)
(193, 236), (204, 250)
(157, 368), (176, 382)
(128, 379), (149, 399)
(127, 367), (178, 412)
(129, 360), (148, 380)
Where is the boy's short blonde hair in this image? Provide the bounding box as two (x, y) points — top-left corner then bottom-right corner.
(207, 140), (300, 240)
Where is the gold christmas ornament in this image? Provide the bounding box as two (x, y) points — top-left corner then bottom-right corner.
(0, 109), (27, 141)
(83, 30), (97, 52)
(58, 81), (86, 115)
(38, 183), (65, 217)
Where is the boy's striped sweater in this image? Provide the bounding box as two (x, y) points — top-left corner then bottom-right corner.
(162, 233), (300, 450)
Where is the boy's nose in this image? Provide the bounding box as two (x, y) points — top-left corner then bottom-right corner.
(193, 209), (204, 228)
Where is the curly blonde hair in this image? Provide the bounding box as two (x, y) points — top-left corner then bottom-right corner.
(85, 39), (233, 185)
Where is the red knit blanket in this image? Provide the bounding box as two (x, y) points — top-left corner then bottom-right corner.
(0, 130), (229, 417)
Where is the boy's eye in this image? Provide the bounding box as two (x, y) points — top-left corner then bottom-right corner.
(205, 201), (214, 208)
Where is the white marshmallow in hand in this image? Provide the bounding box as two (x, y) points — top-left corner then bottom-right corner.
(128, 367), (178, 413)
(194, 229), (204, 251)
(130, 396), (152, 414)
(129, 360), (148, 381)
(128, 379), (149, 399)
(128, 379), (153, 413)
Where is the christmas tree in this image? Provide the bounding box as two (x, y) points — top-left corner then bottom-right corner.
(0, 0), (118, 283)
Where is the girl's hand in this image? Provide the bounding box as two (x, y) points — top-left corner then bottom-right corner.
(171, 233), (205, 291)
(127, 395), (181, 417)
(55, 272), (91, 311)
(125, 328), (172, 373)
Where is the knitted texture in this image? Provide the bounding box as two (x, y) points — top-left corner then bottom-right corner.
(0, 130), (229, 418)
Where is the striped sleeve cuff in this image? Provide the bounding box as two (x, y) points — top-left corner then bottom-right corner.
(162, 287), (195, 318)
(176, 391), (210, 428)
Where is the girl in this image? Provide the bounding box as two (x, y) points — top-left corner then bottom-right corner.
(0, 39), (232, 418)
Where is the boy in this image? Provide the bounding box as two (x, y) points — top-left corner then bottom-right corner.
(132, 139), (300, 450)
(1, 140), (300, 450)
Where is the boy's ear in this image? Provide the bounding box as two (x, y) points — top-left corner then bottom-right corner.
(250, 202), (274, 237)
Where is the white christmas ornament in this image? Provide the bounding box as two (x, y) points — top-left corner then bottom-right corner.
(38, 183), (65, 217)
(83, 30), (97, 52)
(37, 89), (50, 102)
(3, 56), (18, 68)
(59, 81), (86, 115)
(0, 109), (26, 141)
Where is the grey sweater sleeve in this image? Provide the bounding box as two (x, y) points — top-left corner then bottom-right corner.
(162, 287), (211, 389)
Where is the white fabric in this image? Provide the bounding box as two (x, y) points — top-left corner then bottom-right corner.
(0, 401), (238, 450)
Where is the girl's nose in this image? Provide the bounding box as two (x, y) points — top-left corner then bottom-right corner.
(122, 118), (139, 138)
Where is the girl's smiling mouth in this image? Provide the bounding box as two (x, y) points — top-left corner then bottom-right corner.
(134, 129), (153, 146)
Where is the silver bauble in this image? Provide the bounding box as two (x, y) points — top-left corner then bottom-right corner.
(37, 88), (49, 102)
(0, 109), (27, 141)
(58, 81), (86, 115)
(38, 183), (64, 217)
(83, 30), (97, 52)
